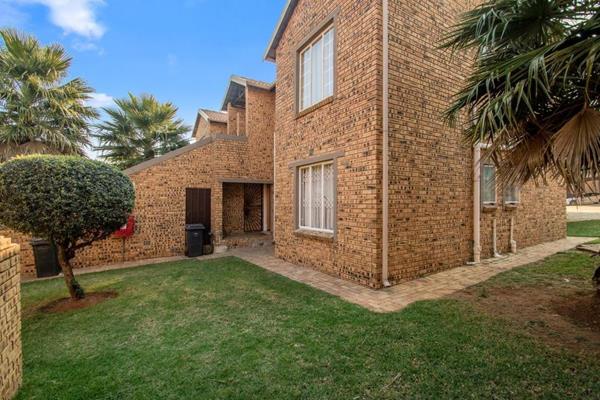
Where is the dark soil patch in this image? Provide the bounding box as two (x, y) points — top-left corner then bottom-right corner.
(40, 291), (118, 313)
(453, 286), (600, 355)
(553, 293), (600, 331)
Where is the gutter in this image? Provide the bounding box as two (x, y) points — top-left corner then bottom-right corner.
(382, 0), (391, 287)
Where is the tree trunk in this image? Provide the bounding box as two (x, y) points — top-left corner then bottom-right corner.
(56, 246), (85, 300)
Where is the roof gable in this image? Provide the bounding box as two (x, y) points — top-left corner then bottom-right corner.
(264, 0), (298, 62)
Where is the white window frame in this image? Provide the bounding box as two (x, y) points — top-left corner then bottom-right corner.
(504, 183), (520, 205)
(298, 160), (335, 233)
(299, 26), (335, 112)
(482, 163), (497, 205)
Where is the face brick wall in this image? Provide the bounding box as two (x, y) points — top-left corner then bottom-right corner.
(0, 237), (22, 399)
(386, 0), (565, 284)
(194, 118), (227, 139)
(272, 0), (384, 288)
(223, 183), (245, 235)
(227, 104), (246, 136)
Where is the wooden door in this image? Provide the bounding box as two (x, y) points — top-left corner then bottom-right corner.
(186, 188), (211, 231)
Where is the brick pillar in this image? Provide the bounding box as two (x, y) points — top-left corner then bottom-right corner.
(0, 236), (22, 399)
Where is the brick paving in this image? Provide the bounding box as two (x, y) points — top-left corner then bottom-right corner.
(230, 237), (594, 313)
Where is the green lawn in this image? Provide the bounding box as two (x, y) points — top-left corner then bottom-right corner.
(18, 255), (600, 399)
(568, 219), (600, 238)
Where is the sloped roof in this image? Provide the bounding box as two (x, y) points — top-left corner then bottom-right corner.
(199, 109), (228, 123)
(221, 75), (275, 111)
(264, 0), (298, 62)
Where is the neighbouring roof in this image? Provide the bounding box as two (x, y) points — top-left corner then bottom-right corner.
(221, 75), (274, 111)
(199, 109), (228, 124)
(264, 0), (298, 62)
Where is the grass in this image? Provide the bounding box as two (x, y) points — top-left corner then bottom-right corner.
(567, 220), (600, 238)
(18, 256), (600, 399)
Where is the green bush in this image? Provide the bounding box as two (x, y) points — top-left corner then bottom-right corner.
(0, 155), (134, 299)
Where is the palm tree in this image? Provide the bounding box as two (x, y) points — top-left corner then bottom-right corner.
(0, 30), (97, 161)
(443, 0), (600, 195)
(94, 93), (190, 169)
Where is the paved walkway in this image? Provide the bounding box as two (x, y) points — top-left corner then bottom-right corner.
(230, 237), (594, 313)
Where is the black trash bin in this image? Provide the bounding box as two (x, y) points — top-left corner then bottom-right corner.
(31, 239), (61, 278)
(185, 224), (205, 257)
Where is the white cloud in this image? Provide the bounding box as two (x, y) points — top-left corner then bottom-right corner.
(86, 92), (113, 108)
(72, 39), (104, 55)
(18, 0), (106, 39)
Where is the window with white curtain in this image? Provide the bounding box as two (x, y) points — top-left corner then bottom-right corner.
(504, 183), (520, 204)
(299, 26), (334, 111)
(298, 161), (335, 232)
(482, 164), (497, 205)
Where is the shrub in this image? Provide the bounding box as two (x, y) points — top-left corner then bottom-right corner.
(0, 155), (135, 299)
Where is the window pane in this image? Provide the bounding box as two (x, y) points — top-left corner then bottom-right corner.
(323, 29), (334, 98)
(301, 50), (311, 110)
(299, 167), (309, 226)
(504, 184), (519, 203)
(311, 164), (322, 229)
(311, 38), (323, 105)
(323, 163), (334, 230)
(482, 164), (496, 203)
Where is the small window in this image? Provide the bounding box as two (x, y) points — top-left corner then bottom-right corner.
(504, 183), (520, 204)
(299, 26), (335, 111)
(298, 161), (335, 232)
(482, 164), (497, 205)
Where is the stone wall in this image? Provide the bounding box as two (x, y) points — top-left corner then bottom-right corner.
(0, 236), (22, 399)
(272, 0), (384, 288)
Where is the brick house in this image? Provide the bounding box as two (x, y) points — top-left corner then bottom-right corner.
(6, 76), (276, 278)
(9, 0), (566, 287)
(264, 0), (566, 288)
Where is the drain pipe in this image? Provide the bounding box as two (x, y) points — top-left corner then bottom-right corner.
(510, 217), (517, 254)
(472, 144), (482, 264)
(492, 218), (502, 258)
(381, 0), (391, 287)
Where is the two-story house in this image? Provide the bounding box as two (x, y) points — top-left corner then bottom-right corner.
(264, 0), (566, 288)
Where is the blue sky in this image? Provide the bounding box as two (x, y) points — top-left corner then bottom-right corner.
(0, 0), (283, 134)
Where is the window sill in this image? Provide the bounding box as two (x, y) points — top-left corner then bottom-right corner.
(296, 96), (334, 119)
(504, 203), (520, 211)
(482, 204), (498, 213)
(294, 228), (334, 242)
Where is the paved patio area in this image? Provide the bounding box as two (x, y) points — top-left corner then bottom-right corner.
(230, 237), (594, 313)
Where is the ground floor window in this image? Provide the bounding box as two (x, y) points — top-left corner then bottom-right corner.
(482, 163), (497, 205)
(299, 161), (334, 232)
(504, 183), (520, 204)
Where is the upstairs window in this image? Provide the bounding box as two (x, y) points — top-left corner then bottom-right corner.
(299, 26), (335, 111)
(299, 161), (335, 232)
(482, 164), (497, 205)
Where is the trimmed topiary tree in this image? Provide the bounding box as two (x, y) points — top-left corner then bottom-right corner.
(0, 155), (135, 299)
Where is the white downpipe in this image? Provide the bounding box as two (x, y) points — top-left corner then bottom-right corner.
(382, 0), (391, 287)
(472, 144), (481, 264)
(510, 216), (517, 254)
(492, 218), (502, 258)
